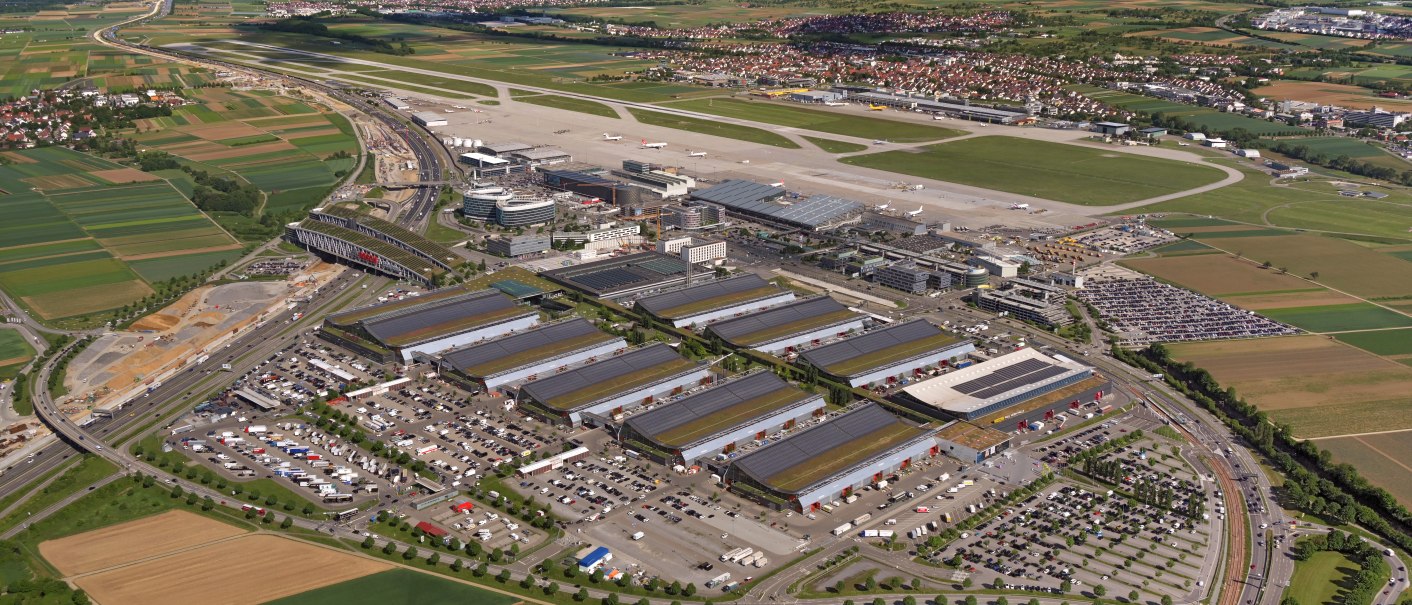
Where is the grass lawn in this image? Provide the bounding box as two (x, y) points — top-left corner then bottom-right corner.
(1287, 542), (1357, 605)
(803, 136), (868, 153)
(0, 455), (117, 534)
(514, 94), (618, 118)
(1261, 302), (1412, 333)
(628, 108), (799, 148)
(665, 98), (962, 142)
(841, 136), (1226, 205)
(265, 568), (520, 605)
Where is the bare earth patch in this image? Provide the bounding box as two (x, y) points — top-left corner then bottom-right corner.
(39, 510), (246, 576)
(72, 534), (390, 605)
(91, 168), (161, 184)
(1224, 290), (1362, 310)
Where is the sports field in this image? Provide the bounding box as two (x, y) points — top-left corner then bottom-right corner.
(663, 98), (964, 142)
(841, 136), (1226, 205)
(0, 329), (34, 381)
(264, 569), (520, 605)
(0, 147), (242, 322)
(1168, 336), (1412, 438)
(1318, 433), (1412, 508)
(1261, 303), (1412, 333)
(628, 108), (800, 148)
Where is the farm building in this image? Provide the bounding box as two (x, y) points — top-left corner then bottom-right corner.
(933, 421), (1012, 463)
(517, 343), (712, 426)
(633, 274), (796, 328)
(706, 296), (866, 355)
(320, 287), (539, 362)
(798, 319), (975, 388)
(432, 318), (625, 391)
(619, 371), (827, 466)
(724, 403), (940, 512)
(542, 252), (710, 300)
(893, 348), (1110, 427)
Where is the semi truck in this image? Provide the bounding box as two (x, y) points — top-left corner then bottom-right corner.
(832, 523), (853, 536)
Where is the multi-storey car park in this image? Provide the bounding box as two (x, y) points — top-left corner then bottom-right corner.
(516, 343), (712, 426)
(724, 403), (941, 512)
(632, 274), (796, 329)
(894, 347), (1113, 430)
(618, 370), (827, 467)
(707, 296), (866, 355)
(798, 319), (977, 388)
(429, 318), (627, 392)
(319, 287), (540, 362)
(541, 252), (712, 301)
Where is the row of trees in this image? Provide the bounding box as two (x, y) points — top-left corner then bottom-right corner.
(1115, 343), (1412, 555)
(1288, 530), (1390, 605)
(1265, 141), (1412, 185)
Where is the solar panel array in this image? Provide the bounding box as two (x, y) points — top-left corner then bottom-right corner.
(636, 274), (771, 317)
(951, 358), (1067, 400)
(626, 372), (803, 442)
(639, 257), (691, 276)
(799, 320), (944, 373)
(362, 290), (519, 344)
(442, 319), (603, 374)
(708, 297), (853, 343)
(731, 404), (911, 490)
(521, 344), (687, 408)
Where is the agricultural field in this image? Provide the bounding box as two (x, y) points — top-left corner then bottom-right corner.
(662, 98), (964, 142)
(1167, 335), (1412, 438)
(1318, 434), (1412, 508)
(1120, 254), (1311, 296)
(1260, 302), (1412, 333)
(1262, 32), (1373, 50)
(628, 108), (800, 148)
(841, 136), (1225, 205)
(265, 569), (521, 605)
(1334, 328), (1412, 358)
(1186, 234), (1412, 300)
(1253, 80), (1412, 111)
(0, 329), (34, 381)
(126, 87), (359, 216)
(0, 147), (242, 323)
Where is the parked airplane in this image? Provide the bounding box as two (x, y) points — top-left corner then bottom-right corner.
(933, 114), (948, 120)
(868, 104), (888, 111)
(641, 139), (667, 149)
(687, 150), (707, 157)
(603, 133), (623, 141)
(824, 101), (847, 107)
(874, 203), (889, 211)
(905, 206), (923, 217)
(1010, 203), (1030, 210)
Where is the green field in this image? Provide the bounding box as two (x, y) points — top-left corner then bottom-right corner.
(513, 94), (619, 118)
(628, 108), (800, 148)
(1082, 88), (1309, 136)
(803, 136), (868, 153)
(0, 329), (35, 381)
(1286, 542), (1357, 605)
(664, 98), (963, 142)
(1152, 239), (1216, 255)
(842, 136), (1226, 205)
(264, 568), (520, 605)
(1261, 303), (1412, 333)
(1334, 328), (1412, 355)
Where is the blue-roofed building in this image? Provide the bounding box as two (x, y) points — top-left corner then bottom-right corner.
(579, 546), (613, 572)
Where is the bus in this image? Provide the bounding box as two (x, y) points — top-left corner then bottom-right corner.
(334, 508), (360, 522)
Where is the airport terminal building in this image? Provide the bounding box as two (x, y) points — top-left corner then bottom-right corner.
(894, 348), (1110, 426)
(432, 318), (626, 392)
(633, 274), (795, 329)
(619, 371), (826, 467)
(319, 287), (540, 363)
(707, 296), (866, 355)
(724, 403), (940, 512)
(517, 343), (712, 426)
(798, 319), (976, 387)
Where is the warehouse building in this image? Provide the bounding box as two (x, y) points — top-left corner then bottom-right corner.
(477, 141), (535, 156)
(934, 421), (1012, 463)
(634, 274), (794, 328)
(861, 212), (926, 236)
(849, 92), (1027, 124)
(969, 256), (1021, 278)
(458, 153), (515, 178)
(507, 147), (572, 167)
(384, 97), (410, 110)
(434, 318), (625, 392)
(486, 234), (552, 257)
(971, 278), (1072, 327)
(707, 296), (865, 355)
(412, 112), (448, 127)
(320, 287), (539, 362)
(542, 252), (708, 300)
(724, 403), (940, 512)
(894, 348), (1107, 424)
(517, 343), (712, 426)
(620, 371), (827, 466)
(690, 180), (864, 231)
(799, 319), (975, 388)
(611, 168), (694, 198)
